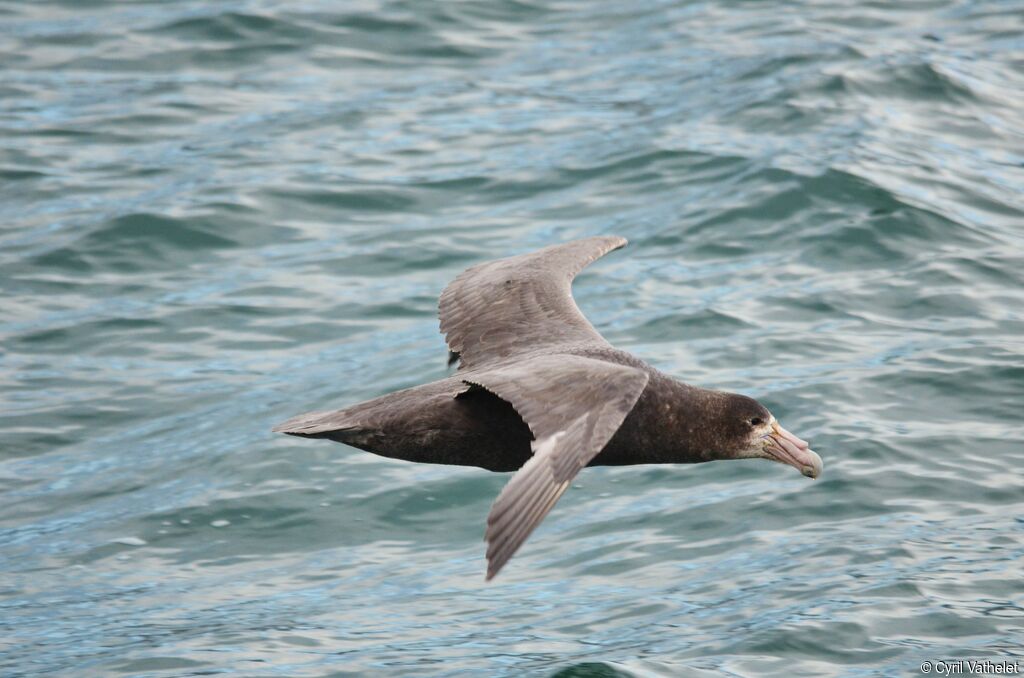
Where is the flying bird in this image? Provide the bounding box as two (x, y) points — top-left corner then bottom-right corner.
(274, 236), (823, 579)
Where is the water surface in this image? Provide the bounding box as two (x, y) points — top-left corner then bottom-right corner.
(2, 1), (1023, 676)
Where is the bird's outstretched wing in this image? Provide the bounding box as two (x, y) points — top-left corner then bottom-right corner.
(461, 353), (649, 579)
(440, 236), (627, 370)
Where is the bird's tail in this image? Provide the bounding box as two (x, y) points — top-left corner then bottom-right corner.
(272, 407), (361, 438)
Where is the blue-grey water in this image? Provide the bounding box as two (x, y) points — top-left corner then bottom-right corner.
(2, 1), (1023, 676)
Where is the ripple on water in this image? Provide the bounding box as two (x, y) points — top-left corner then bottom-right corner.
(2, 0), (1024, 676)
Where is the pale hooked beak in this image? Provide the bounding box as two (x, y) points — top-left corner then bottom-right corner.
(763, 422), (823, 479)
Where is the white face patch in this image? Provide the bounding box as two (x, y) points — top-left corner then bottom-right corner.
(733, 417), (777, 460)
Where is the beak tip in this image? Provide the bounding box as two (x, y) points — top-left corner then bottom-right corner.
(801, 449), (824, 479)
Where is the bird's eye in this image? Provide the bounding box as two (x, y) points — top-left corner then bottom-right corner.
(749, 417), (763, 426)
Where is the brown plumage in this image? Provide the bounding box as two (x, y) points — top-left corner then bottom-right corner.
(274, 236), (823, 579)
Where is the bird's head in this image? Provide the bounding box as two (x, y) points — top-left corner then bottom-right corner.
(705, 393), (823, 479)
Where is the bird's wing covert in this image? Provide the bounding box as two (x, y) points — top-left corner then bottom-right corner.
(439, 236), (627, 370)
